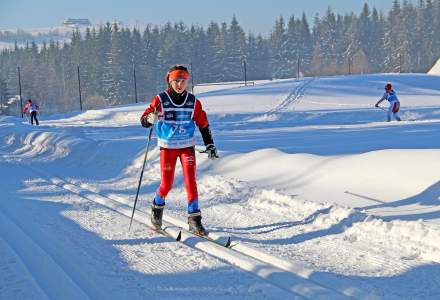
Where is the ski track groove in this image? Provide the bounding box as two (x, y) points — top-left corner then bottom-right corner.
(0, 207), (91, 300)
(63, 208), (208, 277)
(268, 78), (314, 114)
(27, 166), (356, 300)
(0, 236), (49, 300)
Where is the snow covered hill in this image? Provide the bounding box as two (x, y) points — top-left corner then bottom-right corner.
(0, 26), (87, 50)
(1, 73), (440, 299)
(429, 58), (440, 75)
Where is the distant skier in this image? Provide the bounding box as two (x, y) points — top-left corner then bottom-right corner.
(375, 83), (401, 122)
(140, 65), (218, 236)
(23, 99), (40, 125)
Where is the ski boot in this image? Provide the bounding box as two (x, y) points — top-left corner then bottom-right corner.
(151, 203), (164, 229)
(188, 211), (207, 236)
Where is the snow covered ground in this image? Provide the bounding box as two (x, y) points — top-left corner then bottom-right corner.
(1, 73), (440, 299)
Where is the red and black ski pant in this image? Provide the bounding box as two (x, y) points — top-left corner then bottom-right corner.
(155, 147), (199, 212)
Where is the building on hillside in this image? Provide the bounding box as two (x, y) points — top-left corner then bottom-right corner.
(63, 18), (92, 28)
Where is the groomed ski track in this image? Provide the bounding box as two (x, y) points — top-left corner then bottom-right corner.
(25, 165), (355, 300)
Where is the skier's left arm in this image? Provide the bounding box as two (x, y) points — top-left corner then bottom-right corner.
(193, 100), (218, 160)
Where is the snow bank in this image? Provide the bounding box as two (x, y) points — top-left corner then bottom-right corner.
(428, 58), (440, 75)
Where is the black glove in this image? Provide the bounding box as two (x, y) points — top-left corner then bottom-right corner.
(206, 144), (218, 160)
(140, 116), (151, 128)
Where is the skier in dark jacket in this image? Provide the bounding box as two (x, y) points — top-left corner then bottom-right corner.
(23, 99), (40, 125)
(140, 65), (218, 236)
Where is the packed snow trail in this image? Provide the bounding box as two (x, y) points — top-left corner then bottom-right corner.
(24, 165), (354, 300)
(0, 164), (295, 300)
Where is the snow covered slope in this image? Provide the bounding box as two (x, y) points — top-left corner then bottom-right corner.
(1, 73), (440, 299)
(428, 58), (440, 75)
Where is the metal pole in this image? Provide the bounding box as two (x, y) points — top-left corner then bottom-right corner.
(348, 57), (352, 75)
(17, 66), (23, 118)
(129, 103), (159, 231)
(133, 65), (138, 103)
(77, 65), (83, 111)
(297, 58), (300, 80)
(243, 58), (247, 86)
(129, 125), (154, 231)
(399, 53), (402, 73)
(190, 63), (194, 94)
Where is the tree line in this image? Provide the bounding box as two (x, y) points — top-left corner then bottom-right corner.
(1, 0), (440, 114)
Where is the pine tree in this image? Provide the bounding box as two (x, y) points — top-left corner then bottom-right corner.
(270, 16), (289, 78)
(246, 33), (270, 80)
(224, 16), (246, 81)
(298, 13), (313, 75)
(142, 25), (161, 97)
(422, 0), (436, 69)
(0, 75), (8, 112)
(383, 0), (404, 72)
(187, 25), (207, 87)
(100, 23), (114, 102)
(130, 27), (145, 101)
(80, 27), (101, 106)
(369, 8), (386, 72)
(105, 23), (130, 103)
(210, 22), (229, 82)
(205, 22), (222, 82)
(285, 15), (299, 77)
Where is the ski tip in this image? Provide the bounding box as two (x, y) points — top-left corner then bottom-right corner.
(224, 236), (231, 248)
(176, 231), (182, 241)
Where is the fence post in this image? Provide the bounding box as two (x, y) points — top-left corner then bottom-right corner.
(296, 58), (300, 80)
(242, 56), (247, 86)
(399, 53), (403, 73)
(77, 65), (83, 111)
(133, 65), (138, 103)
(17, 66), (23, 118)
(348, 57), (352, 75)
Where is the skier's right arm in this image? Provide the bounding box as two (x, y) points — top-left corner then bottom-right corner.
(140, 96), (161, 128)
(375, 93), (386, 107)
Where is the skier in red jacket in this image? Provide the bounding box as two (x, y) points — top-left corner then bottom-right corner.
(140, 65), (218, 235)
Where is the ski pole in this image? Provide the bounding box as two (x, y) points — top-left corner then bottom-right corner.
(129, 108), (158, 231)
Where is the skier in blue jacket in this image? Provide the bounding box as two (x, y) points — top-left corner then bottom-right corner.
(375, 83), (401, 122)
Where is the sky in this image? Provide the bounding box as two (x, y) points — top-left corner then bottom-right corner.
(1, 0), (394, 34)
